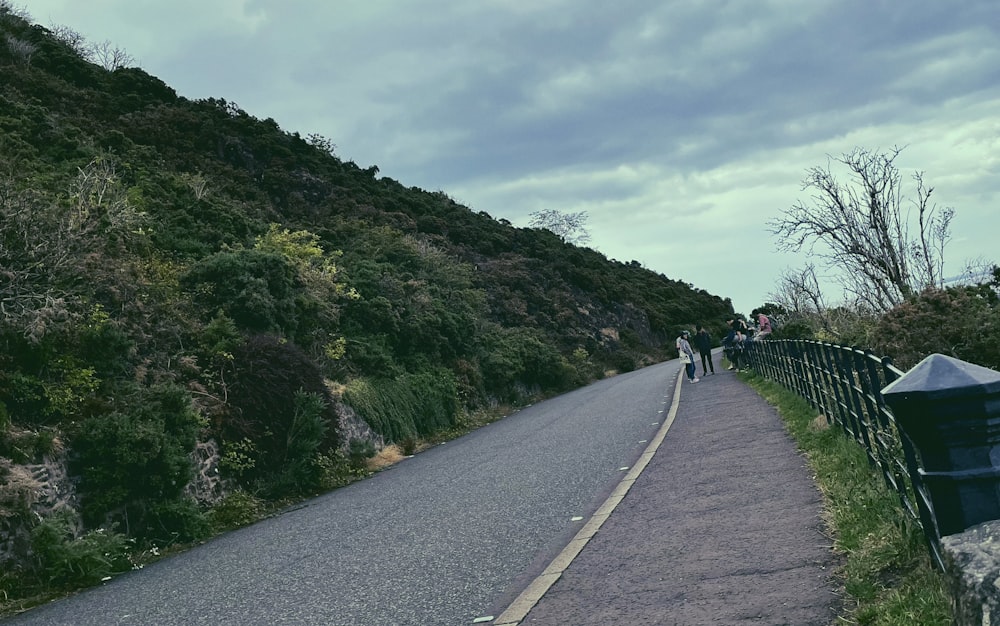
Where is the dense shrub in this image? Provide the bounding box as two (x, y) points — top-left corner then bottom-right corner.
(29, 511), (133, 590)
(872, 286), (1000, 370)
(139, 497), (212, 546)
(342, 378), (414, 442)
(258, 390), (329, 496)
(182, 249), (300, 335)
(221, 335), (339, 494)
(769, 319), (815, 340)
(77, 308), (135, 379)
(478, 326), (577, 401)
(70, 384), (202, 534)
(208, 490), (266, 531)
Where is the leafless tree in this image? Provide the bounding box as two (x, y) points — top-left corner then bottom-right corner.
(88, 39), (135, 70)
(3, 33), (36, 64)
(529, 209), (592, 246)
(47, 23), (88, 56)
(769, 146), (954, 312)
(769, 264), (837, 332)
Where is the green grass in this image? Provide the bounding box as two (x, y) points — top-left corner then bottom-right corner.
(740, 371), (952, 625)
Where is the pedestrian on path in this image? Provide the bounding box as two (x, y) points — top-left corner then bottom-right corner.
(678, 330), (699, 383)
(694, 324), (715, 376)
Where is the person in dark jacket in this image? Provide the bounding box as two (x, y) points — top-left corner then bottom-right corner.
(694, 325), (715, 376)
(724, 318), (747, 371)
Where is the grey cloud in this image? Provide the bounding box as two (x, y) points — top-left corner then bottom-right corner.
(315, 0), (999, 190)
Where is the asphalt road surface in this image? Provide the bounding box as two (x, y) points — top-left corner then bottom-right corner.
(3, 360), (681, 626)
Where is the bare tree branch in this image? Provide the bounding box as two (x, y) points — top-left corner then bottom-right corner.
(87, 39), (135, 70)
(769, 146), (953, 312)
(529, 209), (592, 246)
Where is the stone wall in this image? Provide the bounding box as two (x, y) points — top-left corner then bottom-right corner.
(942, 520), (1000, 626)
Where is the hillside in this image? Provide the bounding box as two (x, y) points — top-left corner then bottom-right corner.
(0, 4), (733, 607)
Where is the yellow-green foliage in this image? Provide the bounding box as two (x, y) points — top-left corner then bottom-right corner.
(42, 358), (99, 419)
(219, 438), (258, 480)
(209, 490), (265, 531)
(254, 223), (358, 300)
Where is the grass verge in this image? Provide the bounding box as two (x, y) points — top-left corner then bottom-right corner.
(740, 371), (952, 625)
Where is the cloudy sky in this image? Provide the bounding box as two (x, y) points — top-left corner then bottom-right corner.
(24, 0), (1000, 314)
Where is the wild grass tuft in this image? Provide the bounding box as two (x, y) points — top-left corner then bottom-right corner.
(741, 372), (952, 626)
(366, 444), (407, 471)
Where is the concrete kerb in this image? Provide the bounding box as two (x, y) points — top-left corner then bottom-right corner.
(491, 367), (686, 626)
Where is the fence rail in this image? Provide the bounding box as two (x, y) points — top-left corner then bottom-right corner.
(742, 339), (945, 569)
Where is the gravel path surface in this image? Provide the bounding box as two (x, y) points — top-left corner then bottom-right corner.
(504, 352), (842, 625)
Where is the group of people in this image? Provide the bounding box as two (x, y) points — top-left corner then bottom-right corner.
(675, 325), (714, 383)
(676, 313), (773, 383)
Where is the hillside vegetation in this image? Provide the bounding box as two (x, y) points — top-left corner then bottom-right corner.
(0, 5), (734, 607)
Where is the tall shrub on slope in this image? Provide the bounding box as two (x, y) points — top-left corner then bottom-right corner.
(871, 285), (1000, 370)
(70, 383), (207, 543)
(221, 335), (340, 496)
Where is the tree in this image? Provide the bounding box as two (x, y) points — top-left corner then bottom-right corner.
(3, 33), (36, 63)
(769, 265), (827, 319)
(769, 147), (954, 312)
(47, 23), (88, 56)
(87, 40), (135, 71)
(306, 133), (337, 156)
(0, 1), (30, 20)
(529, 209), (592, 246)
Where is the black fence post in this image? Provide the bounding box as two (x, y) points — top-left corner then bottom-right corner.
(820, 343), (850, 431)
(882, 354), (1000, 541)
(790, 341), (811, 407)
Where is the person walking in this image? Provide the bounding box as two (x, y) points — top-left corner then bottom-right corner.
(678, 330), (699, 383)
(694, 325), (715, 376)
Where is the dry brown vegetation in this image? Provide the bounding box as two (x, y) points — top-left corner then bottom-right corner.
(365, 444), (407, 471)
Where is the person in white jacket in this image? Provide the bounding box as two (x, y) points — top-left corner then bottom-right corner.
(677, 330), (699, 383)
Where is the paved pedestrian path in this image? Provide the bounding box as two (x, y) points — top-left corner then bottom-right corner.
(493, 353), (842, 625)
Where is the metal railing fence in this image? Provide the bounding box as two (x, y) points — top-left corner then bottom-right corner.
(742, 339), (944, 569)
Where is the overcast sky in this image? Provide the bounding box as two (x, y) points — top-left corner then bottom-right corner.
(23, 0), (1000, 315)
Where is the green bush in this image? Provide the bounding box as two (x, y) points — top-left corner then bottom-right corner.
(221, 335), (339, 494)
(873, 286), (1000, 370)
(255, 390), (329, 497)
(77, 307), (134, 379)
(342, 378), (416, 443)
(348, 438), (376, 469)
(182, 249), (299, 335)
(770, 319), (815, 340)
(209, 490), (266, 531)
(478, 326), (576, 400)
(138, 497), (212, 546)
(70, 384), (201, 535)
(30, 512), (133, 590)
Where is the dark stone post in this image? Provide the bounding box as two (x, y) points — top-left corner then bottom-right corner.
(881, 353), (1000, 537)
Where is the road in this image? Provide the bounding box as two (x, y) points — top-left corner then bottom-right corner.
(4, 360), (680, 626)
